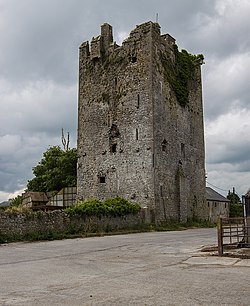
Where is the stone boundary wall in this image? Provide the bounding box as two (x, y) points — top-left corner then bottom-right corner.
(0, 210), (145, 240)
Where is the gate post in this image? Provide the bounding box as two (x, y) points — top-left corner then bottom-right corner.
(218, 217), (223, 256)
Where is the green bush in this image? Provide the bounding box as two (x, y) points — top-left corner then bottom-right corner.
(65, 196), (141, 217)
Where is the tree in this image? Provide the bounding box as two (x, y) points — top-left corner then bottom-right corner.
(227, 187), (243, 217)
(27, 146), (77, 192)
(227, 187), (241, 204)
(9, 195), (22, 207)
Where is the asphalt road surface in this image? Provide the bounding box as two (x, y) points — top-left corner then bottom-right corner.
(0, 228), (249, 305)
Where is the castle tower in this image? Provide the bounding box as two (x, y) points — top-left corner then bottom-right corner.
(77, 22), (207, 223)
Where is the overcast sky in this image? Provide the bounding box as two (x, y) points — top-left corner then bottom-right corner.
(1, 0), (250, 202)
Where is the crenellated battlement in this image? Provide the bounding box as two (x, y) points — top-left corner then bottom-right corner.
(80, 21), (177, 63)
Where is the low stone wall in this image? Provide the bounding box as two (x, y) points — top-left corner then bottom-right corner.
(0, 210), (145, 241)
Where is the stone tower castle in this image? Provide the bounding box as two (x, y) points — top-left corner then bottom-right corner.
(77, 21), (207, 223)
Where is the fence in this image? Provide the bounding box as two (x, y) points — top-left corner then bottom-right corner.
(217, 217), (250, 255)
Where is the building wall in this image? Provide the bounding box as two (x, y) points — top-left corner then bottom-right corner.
(77, 22), (207, 223)
(207, 200), (230, 223)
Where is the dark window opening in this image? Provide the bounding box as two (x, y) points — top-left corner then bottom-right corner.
(92, 57), (99, 65)
(136, 128), (139, 140)
(109, 124), (120, 138)
(131, 56), (137, 63)
(162, 139), (167, 152)
(99, 176), (106, 183)
(160, 186), (163, 197)
(107, 114), (111, 126)
(181, 143), (185, 158)
(111, 143), (117, 153)
(137, 94), (140, 108)
(114, 77), (117, 88)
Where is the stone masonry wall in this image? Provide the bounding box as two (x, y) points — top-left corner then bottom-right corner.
(78, 22), (156, 222)
(0, 211), (144, 240)
(77, 21), (208, 223)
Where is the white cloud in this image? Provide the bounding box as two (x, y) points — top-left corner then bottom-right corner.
(116, 31), (129, 45)
(0, 188), (24, 203)
(205, 108), (250, 195)
(206, 166), (250, 198)
(190, 0), (250, 57)
(203, 51), (250, 119)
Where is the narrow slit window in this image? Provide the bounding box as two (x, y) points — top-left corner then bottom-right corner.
(107, 114), (111, 126)
(136, 128), (139, 140)
(114, 77), (117, 88)
(181, 143), (185, 158)
(137, 94), (140, 108)
(162, 139), (167, 152)
(160, 185), (163, 197)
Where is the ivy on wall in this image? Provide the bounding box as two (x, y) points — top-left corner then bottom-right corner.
(160, 45), (204, 107)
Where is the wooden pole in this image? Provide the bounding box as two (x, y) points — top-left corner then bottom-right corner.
(218, 217), (223, 256)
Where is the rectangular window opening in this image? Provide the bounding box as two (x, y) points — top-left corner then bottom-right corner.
(99, 176), (106, 183)
(111, 143), (117, 153)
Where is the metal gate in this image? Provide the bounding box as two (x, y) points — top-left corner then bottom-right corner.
(217, 217), (250, 255)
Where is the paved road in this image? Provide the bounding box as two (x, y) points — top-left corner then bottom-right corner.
(0, 228), (249, 305)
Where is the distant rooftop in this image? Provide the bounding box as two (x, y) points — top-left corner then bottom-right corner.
(206, 187), (229, 202)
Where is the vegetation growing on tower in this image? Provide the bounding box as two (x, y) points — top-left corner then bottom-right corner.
(160, 45), (204, 107)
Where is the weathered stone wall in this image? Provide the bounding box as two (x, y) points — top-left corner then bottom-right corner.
(78, 22), (156, 222)
(207, 201), (230, 223)
(77, 21), (208, 223)
(151, 25), (207, 222)
(0, 211), (144, 240)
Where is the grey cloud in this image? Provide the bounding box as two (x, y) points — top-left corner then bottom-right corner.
(1, 0), (250, 199)
(0, 132), (65, 192)
(0, 81), (77, 137)
(189, 1), (250, 58)
(203, 51), (250, 120)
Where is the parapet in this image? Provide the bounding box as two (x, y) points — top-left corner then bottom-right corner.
(79, 23), (114, 60)
(79, 21), (176, 61)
